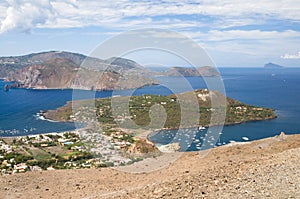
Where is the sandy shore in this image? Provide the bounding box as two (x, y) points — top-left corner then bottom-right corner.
(0, 132), (299, 198)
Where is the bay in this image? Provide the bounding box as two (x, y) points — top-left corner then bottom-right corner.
(0, 68), (299, 151)
(150, 68), (300, 151)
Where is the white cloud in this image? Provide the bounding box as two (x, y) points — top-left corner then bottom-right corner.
(180, 30), (300, 62)
(0, 2), (8, 18)
(0, 0), (56, 33)
(72, 0), (300, 30)
(281, 52), (300, 59)
(186, 30), (300, 42)
(1, 0), (300, 33)
(0, 0), (300, 67)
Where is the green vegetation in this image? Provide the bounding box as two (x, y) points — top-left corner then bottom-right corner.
(45, 89), (276, 131)
(0, 89), (277, 175)
(0, 132), (103, 174)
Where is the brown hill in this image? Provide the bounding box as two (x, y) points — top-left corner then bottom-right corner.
(1, 51), (159, 90)
(0, 133), (299, 198)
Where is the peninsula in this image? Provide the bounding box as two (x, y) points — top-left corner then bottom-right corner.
(44, 89), (276, 129)
(0, 89), (276, 174)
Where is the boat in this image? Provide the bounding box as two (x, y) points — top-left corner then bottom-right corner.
(3, 84), (9, 91)
(198, 126), (206, 130)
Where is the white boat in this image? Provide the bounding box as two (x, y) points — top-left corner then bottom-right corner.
(242, 136), (249, 141)
(198, 126), (206, 130)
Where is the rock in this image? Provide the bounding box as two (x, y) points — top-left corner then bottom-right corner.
(127, 139), (159, 154)
(276, 131), (287, 140)
(157, 142), (181, 153)
(279, 131), (286, 138)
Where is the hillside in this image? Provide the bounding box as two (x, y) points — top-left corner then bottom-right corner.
(163, 66), (220, 77)
(0, 51), (222, 90)
(0, 51), (158, 90)
(44, 89), (276, 130)
(0, 133), (299, 198)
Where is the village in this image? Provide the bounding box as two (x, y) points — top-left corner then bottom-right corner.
(0, 89), (276, 175)
(0, 126), (138, 175)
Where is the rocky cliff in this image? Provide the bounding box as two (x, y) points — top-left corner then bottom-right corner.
(0, 51), (221, 90)
(1, 51), (158, 90)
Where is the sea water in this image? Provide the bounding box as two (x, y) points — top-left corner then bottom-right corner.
(150, 68), (300, 151)
(0, 68), (300, 151)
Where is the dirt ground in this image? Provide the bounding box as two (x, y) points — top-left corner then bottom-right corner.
(0, 133), (299, 199)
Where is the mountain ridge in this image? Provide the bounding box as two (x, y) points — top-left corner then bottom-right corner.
(0, 51), (221, 90)
(0, 51), (158, 90)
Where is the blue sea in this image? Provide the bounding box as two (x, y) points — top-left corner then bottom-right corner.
(0, 68), (299, 151)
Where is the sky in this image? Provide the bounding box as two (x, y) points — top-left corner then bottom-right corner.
(0, 0), (300, 67)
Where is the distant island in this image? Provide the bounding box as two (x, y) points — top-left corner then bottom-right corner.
(264, 63), (284, 69)
(0, 51), (158, 90)
(0, 51), (220, 91)
(163, 66), (219, 77)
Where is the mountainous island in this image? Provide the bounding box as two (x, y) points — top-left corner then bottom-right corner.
(163, 66), (219, 77)
(264, 62), (284, 69)
(0, 51), (158, 90)
(0, 51), (220, 91)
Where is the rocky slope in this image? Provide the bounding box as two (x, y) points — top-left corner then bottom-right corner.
(0, 133), (299, 199)
(0, 51), (221, 90)
(0, 51), (158, 90)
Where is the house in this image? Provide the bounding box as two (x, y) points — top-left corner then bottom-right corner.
(14, 163), (28, 173)
(30, 165), (42, 172)
(63, 141), (74, 146)
(1, 144), (12, 153)
(46, 166), (55, 171)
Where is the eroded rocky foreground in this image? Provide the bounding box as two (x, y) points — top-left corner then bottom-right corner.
(0, 133), (299, 199)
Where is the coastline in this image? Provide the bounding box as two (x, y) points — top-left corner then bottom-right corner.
(1, 133), (299, 198)
(1, 81), (160, 92)
(0, 129), (79, 139)
(0, 106), (277, 154)
(39, 106), (278, 153)
(146, 115), (277, 140)
(0, 82), (278, 155)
